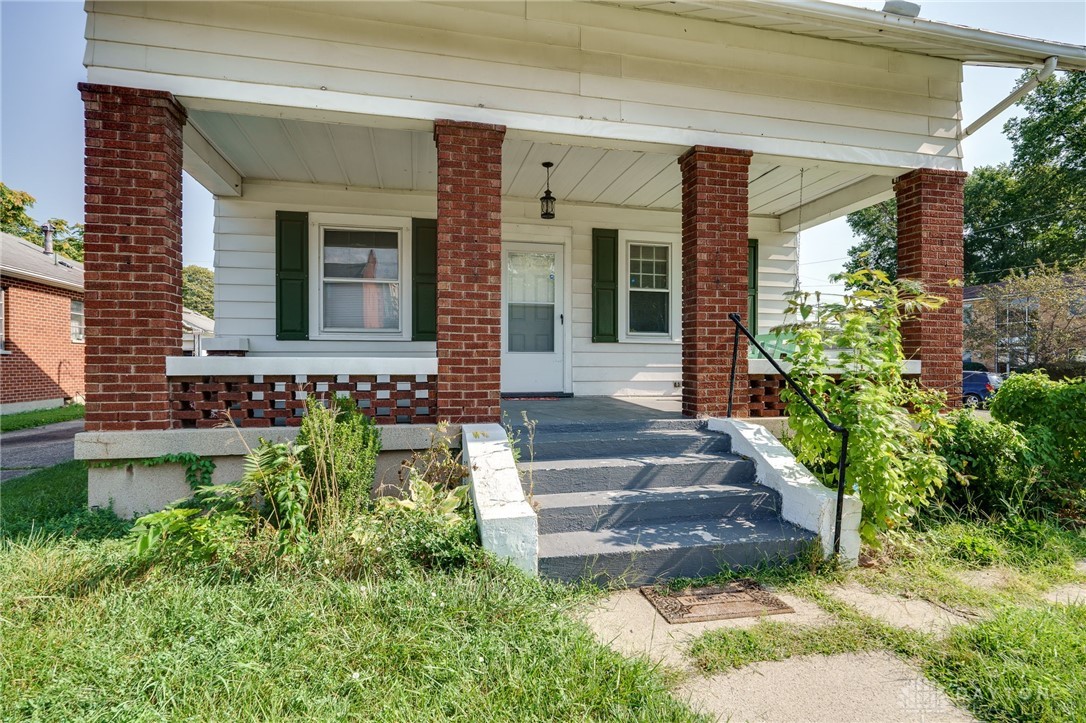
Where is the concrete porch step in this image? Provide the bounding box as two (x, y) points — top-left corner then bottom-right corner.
(520, 429), (733, 462)
(537, 516), (817, 587)
(534, 483), (778, 534)
(521, 454), (756, 494)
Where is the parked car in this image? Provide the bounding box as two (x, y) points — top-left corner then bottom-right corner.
(963, 367), (1003, 407)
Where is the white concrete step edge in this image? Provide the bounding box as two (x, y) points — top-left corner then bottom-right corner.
(708, 418), (862, 567)
(461, 423), (538, 576)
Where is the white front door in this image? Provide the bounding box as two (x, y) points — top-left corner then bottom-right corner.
(501, 242), (565, 394)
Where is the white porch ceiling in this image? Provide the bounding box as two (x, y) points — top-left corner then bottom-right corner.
(188, 110), (874, 217)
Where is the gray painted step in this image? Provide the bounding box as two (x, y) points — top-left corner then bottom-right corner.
(535, 483), (779, 534)
(509, 419), (704, 435)
(522, 429), (732, 462)
(521, 454), (756, 494)
(538, 517), (817, 586)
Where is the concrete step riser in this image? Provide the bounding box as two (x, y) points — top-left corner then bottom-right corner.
(538, 493), (779, 534)
(524, 458), (756, 495)
(521, 434), (732, 462)
(538, 538), (814, 587)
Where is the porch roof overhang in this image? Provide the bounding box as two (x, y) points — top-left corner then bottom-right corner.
(184, 104), (896, 230)
(600, 0), (1086, 72)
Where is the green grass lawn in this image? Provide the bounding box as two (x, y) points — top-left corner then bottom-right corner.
(0, 463), (702, 721)
(0, 404), (84, 433)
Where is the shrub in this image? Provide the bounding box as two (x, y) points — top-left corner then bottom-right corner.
(297, 397), (381, 518)
(935, 410), (1034, 516)
(779, 269), (950, 545)
(990, 371), (1086, 519)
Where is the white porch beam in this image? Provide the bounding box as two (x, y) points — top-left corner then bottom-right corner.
(183, 124), (243, 197)
(778, 176), (894, 232)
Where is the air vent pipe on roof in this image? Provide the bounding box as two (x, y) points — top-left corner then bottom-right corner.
(882, 1), (921, 18)
(41, 222), (54, 256)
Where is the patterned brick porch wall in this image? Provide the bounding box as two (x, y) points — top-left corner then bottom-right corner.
(170, 374), (437, 428)
(747, 373), (922, 417)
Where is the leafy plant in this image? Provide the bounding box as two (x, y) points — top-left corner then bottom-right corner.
(396, 420), (465, 495)
(297, 397), (381, 519)
(779, 269), (950, 544)
(934, 410), (1034, 517)
(990, 371), (1086, 519)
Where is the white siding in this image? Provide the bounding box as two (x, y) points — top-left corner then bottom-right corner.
(85, 1), (963, 170)
(218, 180), (795, 397)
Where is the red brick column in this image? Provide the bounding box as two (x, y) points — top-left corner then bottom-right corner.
(895, 168), (968, 406)
(678, 145), (753, 418)
(79, 83), (186, 431)
(433, 119), (505, 424)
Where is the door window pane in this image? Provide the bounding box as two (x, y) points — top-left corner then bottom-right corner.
(508, 303), (554, 352)
(506, 252), (555, 304)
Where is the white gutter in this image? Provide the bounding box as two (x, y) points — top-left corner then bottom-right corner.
(0, 266), (84, 294)
(959, 56), (1059, 139)
(728, 1), (1086, 71)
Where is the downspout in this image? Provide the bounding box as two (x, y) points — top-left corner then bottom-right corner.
(958, 56), (1059, 139)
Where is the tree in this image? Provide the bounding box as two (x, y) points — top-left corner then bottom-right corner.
(844, 72), (1086, 283)
(964, 261), (1086, 370)
(0, 182), (85, 261)
(182, 265), (215, 318)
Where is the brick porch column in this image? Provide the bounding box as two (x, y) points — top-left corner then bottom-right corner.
(895, 168), (968, 406)
(678, 145), (753, 418)
(79, 83), (186, 431)
(433, 119), (505, 424)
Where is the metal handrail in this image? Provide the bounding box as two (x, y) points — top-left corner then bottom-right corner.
(726, 312), (850, 559)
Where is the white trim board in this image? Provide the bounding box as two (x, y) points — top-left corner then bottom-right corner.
(165, 356), (438, 377)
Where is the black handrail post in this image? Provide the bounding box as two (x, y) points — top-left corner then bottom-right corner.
(833, 429), (849, 558)
(725, 312), (850, 563)
(726, 323), (740, 418)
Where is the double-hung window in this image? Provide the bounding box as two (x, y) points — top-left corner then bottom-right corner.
(618, 231), (681, 342)
(317, 223), (404, 336)
(70, 299), (85, 342)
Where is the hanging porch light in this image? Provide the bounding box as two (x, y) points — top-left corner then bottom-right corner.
(540, 161), (556, 220)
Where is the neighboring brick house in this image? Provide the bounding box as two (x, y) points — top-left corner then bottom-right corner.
(0, 231), (86, 414)
(0, 231), (215, 414)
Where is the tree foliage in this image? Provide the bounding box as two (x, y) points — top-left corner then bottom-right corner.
(964, 261), (1086, 369)
(182, 265), (215, 318)
(845, 71), (1086, 283)
(0, 182), (84, 261)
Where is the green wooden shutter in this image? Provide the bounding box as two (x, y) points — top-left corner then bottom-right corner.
(747, 238), (759, 332)
(412, 218), (438, 341)
(592, 228), (619, 343)
(275, 210), (309, 340)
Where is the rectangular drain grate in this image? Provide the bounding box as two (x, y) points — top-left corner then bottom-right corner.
(641, 578), (794, 624)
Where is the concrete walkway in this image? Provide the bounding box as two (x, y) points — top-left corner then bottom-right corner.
(0, 420), (83, 482)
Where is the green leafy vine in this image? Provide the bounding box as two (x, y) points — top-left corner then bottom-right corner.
(89, 453), (216, 490)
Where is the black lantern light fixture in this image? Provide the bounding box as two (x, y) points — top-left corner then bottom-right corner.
(540, 161), (556, 220)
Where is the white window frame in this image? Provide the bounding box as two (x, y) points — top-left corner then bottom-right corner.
(0, 287), (7, 353)
(308, 212), (412, 341)
(70, 298), (85, 344)
(618, 230), (681, 344)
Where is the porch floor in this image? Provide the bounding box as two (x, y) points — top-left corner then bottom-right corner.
(499, 396), (681, 426)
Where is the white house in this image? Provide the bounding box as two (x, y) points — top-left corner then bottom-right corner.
(73, 1), (1085, 517)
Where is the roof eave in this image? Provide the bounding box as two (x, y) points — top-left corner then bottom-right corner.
(0, 267), (85, 294)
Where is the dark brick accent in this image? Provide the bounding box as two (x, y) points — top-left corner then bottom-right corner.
(433, 119), (505, 424)
(79, 83), (186, 431)
(895, 168), (968, 407)
(678, 145), (753, 418)
(169, 374), (438, 428)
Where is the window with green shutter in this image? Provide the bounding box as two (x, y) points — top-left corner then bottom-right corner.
(592, 228), (619, 343)
(275, 210), (309, 340)
(412, 218), (437, 341)
(747, 238), (758, 332)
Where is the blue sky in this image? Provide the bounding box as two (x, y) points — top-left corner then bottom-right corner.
(2, 1), (1084, 290)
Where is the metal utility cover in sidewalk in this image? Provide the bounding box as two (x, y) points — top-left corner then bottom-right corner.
(640, 579), (794, 624)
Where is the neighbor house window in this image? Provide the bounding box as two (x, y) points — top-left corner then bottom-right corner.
(0, 288), (6, 350)
(628, 243), (670, 335)
(320, 227), (401, 333)
(70, 299), (85, 342)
